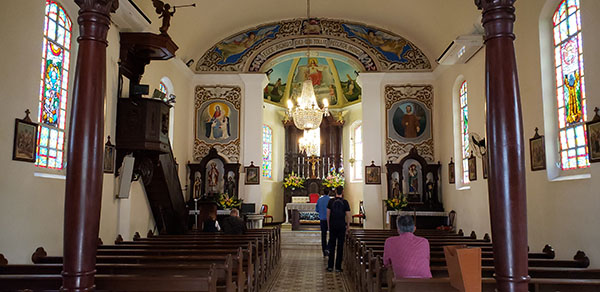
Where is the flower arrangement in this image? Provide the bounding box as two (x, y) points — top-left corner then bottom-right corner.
(323, 168), (345, 189)
(283, 171), (305, 190)
(216, 193), (243, 209)
(385, 195), (408, 211)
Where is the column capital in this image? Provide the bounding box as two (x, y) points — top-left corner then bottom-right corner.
(75, 0), (119, 44)
(475, 0), (516, 41)
(75, 0), (118, 14)
(475, 0), (515, 10)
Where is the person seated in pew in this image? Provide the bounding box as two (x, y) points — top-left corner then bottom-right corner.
(384, 215), (432, 279)
(202, 213), (221, 232)
(221, 208), (247, 235)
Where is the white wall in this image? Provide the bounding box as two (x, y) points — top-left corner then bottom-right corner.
(261, 103), (285, 222)
(341, 104), (364, 218)
(437, 0), (600, 267)
(0, 1), (192, 263)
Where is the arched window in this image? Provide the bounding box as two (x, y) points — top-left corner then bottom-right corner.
(459, 81), (470, 184)
(36, 1), (72, 170)
(262, 125), (273, 179)
(552, 0), (589, 170)
(350, 121), (363, 181)
(158, 81), (168, 95)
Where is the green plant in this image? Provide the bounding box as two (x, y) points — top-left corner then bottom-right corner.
(323, 169), (345, 188)
(283, 172), (305, 190)
(216, 193), (243, 209)
(385, 195), (408, 211)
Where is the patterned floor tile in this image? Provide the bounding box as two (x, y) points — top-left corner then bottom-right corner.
(262, 231), (350, 292)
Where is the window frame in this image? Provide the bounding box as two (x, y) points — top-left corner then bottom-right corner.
(35, 0), (73, 172)
(551, 0), (589, 171)
(350, 120), (363, 182)
(262, 124), (273, 179)
(459, 80), (470, 185)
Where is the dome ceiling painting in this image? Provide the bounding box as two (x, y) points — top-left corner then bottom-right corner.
(195, 18), (431, 73)
(263, 51), (362, 108)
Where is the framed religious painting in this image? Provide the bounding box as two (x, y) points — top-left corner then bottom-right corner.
(586, 108), (600, 163)
(448, 158), (455, 184)
(365, 161), (381, 184)
(468, 152), (477, 181)
(103, 136), (116, 174)
(12, 111), (37, 163)
(245, 162), (260, 185)
(529, 128), (546, 171)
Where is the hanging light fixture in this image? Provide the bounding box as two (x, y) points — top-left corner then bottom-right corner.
(286, 0), (329, 131)
(298, 127), (321, 156)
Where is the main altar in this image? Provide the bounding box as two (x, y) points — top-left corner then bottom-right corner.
(281, 114), (344, 220)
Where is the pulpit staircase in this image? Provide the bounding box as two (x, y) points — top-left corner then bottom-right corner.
(139, 145), (188, 235)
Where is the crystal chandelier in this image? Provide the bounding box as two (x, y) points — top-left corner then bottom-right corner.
(286, 0), (329, 131)
(287, 80), (329, 130)
(298, 127), (321, 156)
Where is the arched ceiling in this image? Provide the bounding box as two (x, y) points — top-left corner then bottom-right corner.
(133, 0), (482, 69)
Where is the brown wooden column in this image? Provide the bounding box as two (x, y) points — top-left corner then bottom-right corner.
(475, 1), (529, 291)
(62, 0), (117, 291)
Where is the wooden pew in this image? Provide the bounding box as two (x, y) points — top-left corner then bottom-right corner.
(32, 247), (252, 292)
(2, 255), (237, 292)
(346, 229), (598, 292)
(0, 264), (218, 292)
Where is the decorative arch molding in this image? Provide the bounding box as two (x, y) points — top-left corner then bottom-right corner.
(195, 18), (431, 73)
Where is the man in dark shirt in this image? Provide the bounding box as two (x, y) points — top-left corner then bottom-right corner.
(326, 186), (350, 272)
(221, 208), (247, 235)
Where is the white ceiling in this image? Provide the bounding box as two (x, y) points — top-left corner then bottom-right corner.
(133, 0), (484, 67)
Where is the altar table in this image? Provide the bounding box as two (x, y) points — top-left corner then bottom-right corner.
(284, 203), (317, 223)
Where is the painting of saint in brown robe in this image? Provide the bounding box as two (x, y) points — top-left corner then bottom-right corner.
(392, 102), (427, 139)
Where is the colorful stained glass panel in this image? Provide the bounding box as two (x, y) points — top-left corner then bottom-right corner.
(459, 81), (469, 184)
(36, 1), (71, 170)
(262, 125), (273, 178)
(553, 0), (588, 170)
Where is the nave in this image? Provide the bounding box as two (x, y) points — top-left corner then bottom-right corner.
(262, 230), (349, 292)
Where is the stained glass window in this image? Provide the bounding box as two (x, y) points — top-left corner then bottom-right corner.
(351, 122), (363, 181)
(460, 81), (470, 184)
(553, 0), (589, 170)
(159, 81), (168, 95)
(36, 1), (72, 170)
(262, 125), (273, 178)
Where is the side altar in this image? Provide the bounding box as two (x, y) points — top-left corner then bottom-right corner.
(384, 147), (446, 229)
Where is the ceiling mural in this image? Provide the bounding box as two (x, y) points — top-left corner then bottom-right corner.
(263, 51), (362, 108)
(195, 18), (431, 73)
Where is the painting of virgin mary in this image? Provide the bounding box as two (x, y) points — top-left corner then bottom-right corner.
(196, 100), (239, 144)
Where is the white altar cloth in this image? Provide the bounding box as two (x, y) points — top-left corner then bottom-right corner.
(284, 203), (317, 223)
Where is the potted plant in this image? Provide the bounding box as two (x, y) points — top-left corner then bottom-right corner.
(216, 193), (242, 210)
(283, 171), (305, 191)
(323, 168), (345, 192)
(385, 195), (408, 211)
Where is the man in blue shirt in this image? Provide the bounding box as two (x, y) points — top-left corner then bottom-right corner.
(316, 189), (331, 256)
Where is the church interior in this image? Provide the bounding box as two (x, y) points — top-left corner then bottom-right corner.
(1, 0), (599, 291)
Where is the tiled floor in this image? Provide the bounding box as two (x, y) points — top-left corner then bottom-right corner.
(262, 230), (350, 292)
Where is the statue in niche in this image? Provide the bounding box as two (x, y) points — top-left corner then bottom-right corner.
(408, 164), (419, 193)
(391, 177), (401, 198)
(225, 172), (236, 197)
(207, 162), (220, 193)
(193, 171), (202, 199)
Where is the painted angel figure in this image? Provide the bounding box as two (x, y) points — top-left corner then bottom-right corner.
(152, 0), (176, 35)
